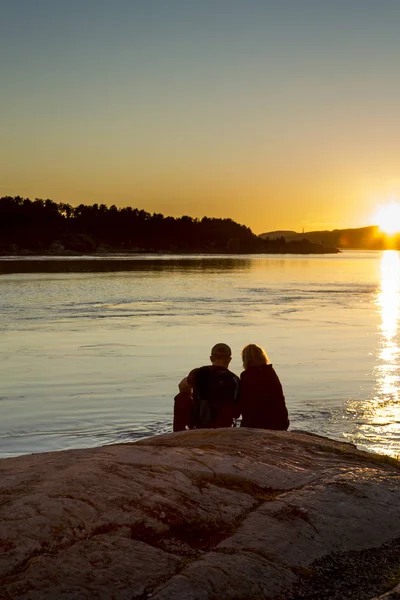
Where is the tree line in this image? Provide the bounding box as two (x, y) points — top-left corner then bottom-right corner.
(0, 196), (337, 254)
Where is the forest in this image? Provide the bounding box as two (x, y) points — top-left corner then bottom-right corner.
(0, 196), (338, 255)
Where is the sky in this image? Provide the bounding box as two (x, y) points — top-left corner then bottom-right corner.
(1, 1), (400, 234)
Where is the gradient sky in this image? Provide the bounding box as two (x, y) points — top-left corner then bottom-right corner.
(2, 1), (400, 233)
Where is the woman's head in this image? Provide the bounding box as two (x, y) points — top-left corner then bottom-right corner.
(242, 344), (269, 370)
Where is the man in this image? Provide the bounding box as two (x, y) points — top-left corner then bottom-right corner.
(173, 343), (240, 431)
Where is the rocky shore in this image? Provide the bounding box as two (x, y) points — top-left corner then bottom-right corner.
(1, 428), (399, 599)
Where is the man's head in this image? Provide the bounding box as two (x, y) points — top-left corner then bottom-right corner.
(210, 343), (232, 367)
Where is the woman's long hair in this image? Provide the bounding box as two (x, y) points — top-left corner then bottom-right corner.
(242, 344), (269, 370)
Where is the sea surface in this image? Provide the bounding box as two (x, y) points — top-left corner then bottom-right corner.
(1, 251), (399, 459)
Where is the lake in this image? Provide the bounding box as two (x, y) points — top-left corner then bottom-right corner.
(0, 251), (399, 458)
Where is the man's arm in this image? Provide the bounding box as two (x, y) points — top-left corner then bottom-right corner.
(178, 377), (191, 393)
(178, 368), (198, 393)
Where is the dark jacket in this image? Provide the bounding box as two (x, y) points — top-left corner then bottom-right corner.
(173, 365), (240, 431)
(191, 365), (240, 428)
(239, 364), (289, 430)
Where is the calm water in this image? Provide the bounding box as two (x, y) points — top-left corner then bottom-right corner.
(0, 251), (399, 458)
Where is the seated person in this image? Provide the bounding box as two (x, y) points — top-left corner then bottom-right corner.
(173, 343), (240, 431)
(238, 344), (289, 430)
(173, 390), (195, 432)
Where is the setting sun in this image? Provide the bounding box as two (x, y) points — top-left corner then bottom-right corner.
(375, 202), (400, 235)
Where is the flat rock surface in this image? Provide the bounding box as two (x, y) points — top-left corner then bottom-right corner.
(0, 428), (399, 599)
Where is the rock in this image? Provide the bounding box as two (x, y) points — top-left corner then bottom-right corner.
(18, 248), (34, 256)
(48, 242), (65, 254)
(0, 428), (399, 599)
(374, 583), (400, 599)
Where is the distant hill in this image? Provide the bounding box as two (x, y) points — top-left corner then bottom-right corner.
(262, 230), (298, 238)
(260, 225), (400, 250)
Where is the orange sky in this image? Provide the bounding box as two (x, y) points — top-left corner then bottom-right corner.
(2, 2), (400, 234)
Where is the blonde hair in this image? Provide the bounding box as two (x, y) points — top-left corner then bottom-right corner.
(242, 344), (269, 370)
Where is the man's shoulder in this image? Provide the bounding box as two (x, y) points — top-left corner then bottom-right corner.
(187, 367), (200, 385)
(222, 366), (239, 379)
(187, 365), (216, 385)
(189, 365), (239, 383)
(228, 369), (240, 383)
(215, 366), (240, 383)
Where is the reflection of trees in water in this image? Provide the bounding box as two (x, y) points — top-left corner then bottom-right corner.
(0, 257), (253, 275)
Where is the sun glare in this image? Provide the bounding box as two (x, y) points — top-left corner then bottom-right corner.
(375, 202), (400, 235)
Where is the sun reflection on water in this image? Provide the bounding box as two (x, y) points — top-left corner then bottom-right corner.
(344, 251), (400, 456)
(367, 251), (400, 455)
(376, 251), (400, 400)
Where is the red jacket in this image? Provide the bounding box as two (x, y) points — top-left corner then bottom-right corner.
(173, 392), (194, 432)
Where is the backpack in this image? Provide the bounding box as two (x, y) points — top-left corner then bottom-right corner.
(192, 366), (239, 428)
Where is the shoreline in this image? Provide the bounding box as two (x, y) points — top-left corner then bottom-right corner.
(0, 246), (341, 258)
(1, 429), (398, 468)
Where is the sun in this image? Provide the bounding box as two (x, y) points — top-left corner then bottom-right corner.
(375, 202), (400, 235)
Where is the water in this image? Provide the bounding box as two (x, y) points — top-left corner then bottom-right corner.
(0, 251), (399, 458)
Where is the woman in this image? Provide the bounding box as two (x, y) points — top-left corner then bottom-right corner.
(239, 344), (289, 430)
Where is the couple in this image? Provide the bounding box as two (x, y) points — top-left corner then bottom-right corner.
(173, 342), (289, 432)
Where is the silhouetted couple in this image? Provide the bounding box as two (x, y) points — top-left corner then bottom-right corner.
(173, 343), (289, 432)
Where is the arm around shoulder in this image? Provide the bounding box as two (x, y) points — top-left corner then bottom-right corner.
(178, 367), (199, 392)
(178, 377), (191, 393)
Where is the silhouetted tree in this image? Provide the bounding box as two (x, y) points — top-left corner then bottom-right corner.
(0, 196), (338, 255)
